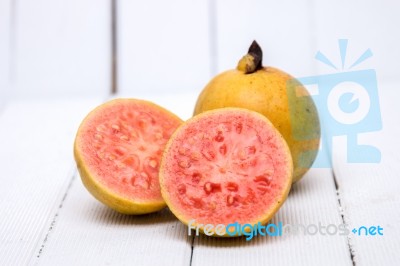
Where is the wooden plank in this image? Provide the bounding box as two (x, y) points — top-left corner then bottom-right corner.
(13, 0), (111, 98)
(37, 92), (195, 265)
(215, 0), (317, 78)
(0, 0), (11, 106)
(305, 2), (400, 264)
(191, 2), (352, 264)
(0, 99), (101, 265)
(117, 0), (211, 94)
(331, 82), (400, 265)
(191, 169), (352, 266)
(37, 172), (192, 265)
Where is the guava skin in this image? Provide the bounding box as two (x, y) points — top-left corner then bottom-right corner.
(74, 98), (183, 214)
(160, 108), (293, 236)
(194, 67), (320, 183)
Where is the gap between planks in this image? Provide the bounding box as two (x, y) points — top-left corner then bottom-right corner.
(35, 168), (78, 260)
(332, 169), (356, 266)
(33, 96), (110, 263)
(111, 0), (118, 95)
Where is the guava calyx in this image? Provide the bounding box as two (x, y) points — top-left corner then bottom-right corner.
(237, 40), (263, 74)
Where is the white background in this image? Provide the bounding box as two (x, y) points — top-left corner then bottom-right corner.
(1, 0), (399, 100)
(1, 1), (400, 266)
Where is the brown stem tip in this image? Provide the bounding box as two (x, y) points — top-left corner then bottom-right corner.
(237, 40), (263, 74)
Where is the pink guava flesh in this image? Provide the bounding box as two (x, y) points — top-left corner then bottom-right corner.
(161, 109), (292, 226)
(77, 99), (182, 203)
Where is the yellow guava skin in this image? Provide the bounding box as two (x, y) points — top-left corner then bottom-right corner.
(160, 108), (293, 237)
(194, 67), (320, 183)
(75, 150), (166, 214)
(74, 99), (183, 214)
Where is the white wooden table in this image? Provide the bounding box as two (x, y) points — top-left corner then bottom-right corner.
(0, 84), (399, 265)
(1, 1), (400, 265)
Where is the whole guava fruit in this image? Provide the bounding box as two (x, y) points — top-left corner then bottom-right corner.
(194, 41), (320, 182)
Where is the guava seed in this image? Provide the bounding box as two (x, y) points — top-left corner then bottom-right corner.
(178, 160), (191, 168)
(120, 135), (129, 141)
(154, 132), (163, 140)
(201, 150), (216, 161)
(235, 123), (243, 134)
(214, 131), (224, 142)
(204, 182), (212, 193)
(96, 125), (106, 132)
(203, 182), (221, 194)
(192, 173), (202, 183)
(246, 146), (256, 155)
(178, 147), (186, 155)
(226, 182), (239, 192)
(140, 172), (148, 179)
(190, 151), (202, 161)
(219, 144), (227, 155)
(149, 159), (157, 168)
(227, 195), (235, 206)
(190, 197), (203, 209)
(178, 184), (186, 194)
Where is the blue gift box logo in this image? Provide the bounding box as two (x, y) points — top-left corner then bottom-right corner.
(288, 39), (382, 168)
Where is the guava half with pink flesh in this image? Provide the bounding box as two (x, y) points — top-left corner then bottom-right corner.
(160, 108), (292, 235)
(74, 98), (183, 214)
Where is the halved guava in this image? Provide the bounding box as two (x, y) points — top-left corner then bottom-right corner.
(74, 99), (183, 214)
(160, 108), (292, 235)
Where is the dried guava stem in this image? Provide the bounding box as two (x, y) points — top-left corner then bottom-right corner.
(237, 40), (263, 74)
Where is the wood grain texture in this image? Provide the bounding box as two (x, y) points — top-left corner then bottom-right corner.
(191, 169), (352, 266)
(36, 94), (194, 265)
(331, 82), (400, 265)
(117, 0), (211, 94)
(12, 0), (110, 98)
(0, 90), (398, 265)
(0, 99), (100, 265)
(37, 173), (192, 266)
(0, 0), (399, 263)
